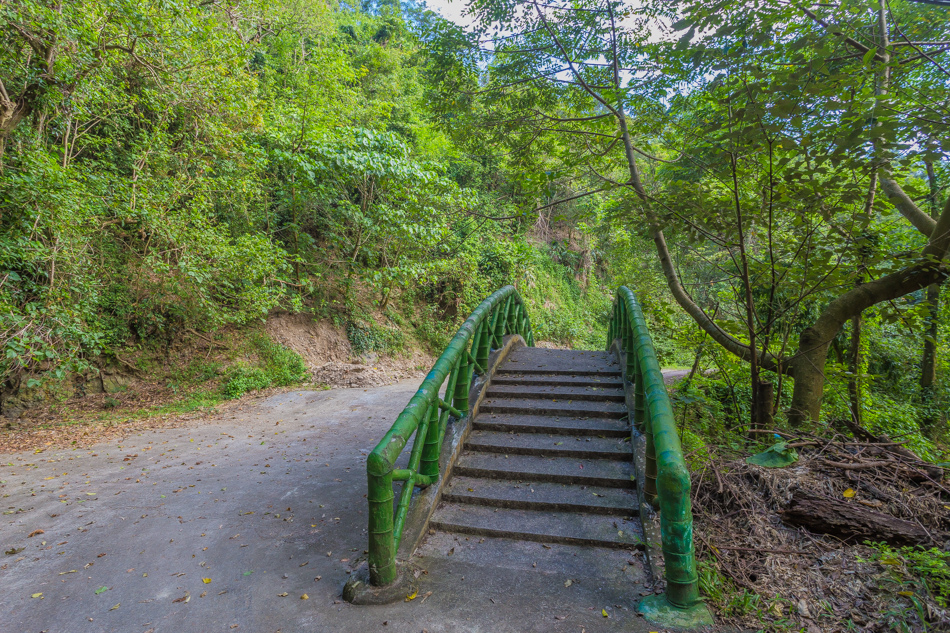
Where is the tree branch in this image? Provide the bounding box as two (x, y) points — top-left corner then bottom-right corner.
(880, 177), (936, 236)
(798, 5), (888, 63)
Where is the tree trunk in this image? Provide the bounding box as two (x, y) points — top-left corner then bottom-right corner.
(788, 258), (950, 424)
(921, 283), (939, 394)
(789, 326), (832, 424)
(848, 314), (863, 428)
(921, 158), (941, 428)
(756, 379), (774, 429)
(779, 491), (932, 547)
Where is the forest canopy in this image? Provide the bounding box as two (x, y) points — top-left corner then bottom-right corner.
(1, 0), (949, 450)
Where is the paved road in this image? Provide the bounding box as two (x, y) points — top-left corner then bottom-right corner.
(0, 381), (686, 633)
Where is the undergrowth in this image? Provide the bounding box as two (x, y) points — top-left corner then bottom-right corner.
(223, 336), (307, 399)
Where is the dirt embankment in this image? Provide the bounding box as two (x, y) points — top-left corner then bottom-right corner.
(1, 312), (434, 453)
(265, 313), (432, 389)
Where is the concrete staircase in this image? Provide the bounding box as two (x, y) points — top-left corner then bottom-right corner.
(429, 347), (643, 550)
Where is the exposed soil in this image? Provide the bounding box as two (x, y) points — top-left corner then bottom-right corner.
(265, 312), (351, 366)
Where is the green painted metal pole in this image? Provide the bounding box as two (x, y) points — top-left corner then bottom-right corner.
(633, 352), (646, 432)
(625, 319), (637, 382)
(494, 295), (510, 345)
(488, 303), (501, 349)
(419, 399), (442, 479)
(392, 404), (431, 546)
(366, 468), (396, 586)
(452, 353), (472, 418)
(476, 318), (490, 371)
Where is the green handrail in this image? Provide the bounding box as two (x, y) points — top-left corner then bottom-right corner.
(365, 285), (534, 586)
(608, 287), (703, 611)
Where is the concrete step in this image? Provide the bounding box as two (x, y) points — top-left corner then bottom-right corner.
(466, 429), (632, 460)
(474, 413), (630, 437)
(455, 452), (635, 488)
(479, 397), (627, 419)
(490, 373), (624, 388)
(500, 348), (622, 376)
(486, 384), (625, 402)
(430, 503), (644, 549)
(443, 476), (637, 516)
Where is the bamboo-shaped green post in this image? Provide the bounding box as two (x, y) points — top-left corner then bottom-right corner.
(366, 467), (396, 585)
(507, 299), (519, 336)
(419, 399), (443, 479)
(476, 318), (491, 371)
(453, 353), (472, 415)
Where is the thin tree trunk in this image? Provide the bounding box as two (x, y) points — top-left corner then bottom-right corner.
(848, 315), (863, 427)
(921, 159), (941, 428)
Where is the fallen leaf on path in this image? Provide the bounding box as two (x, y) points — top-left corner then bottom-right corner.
(109, 604), (120, 611)
(58, 570), (77, 575)
(202, 578), (211, 584)
(405, 590), (418, 601)
(95, 586), (109, 595)
(420, 591), (433, 603)
(843, 488), (856, 498)
(564, 579), (572, 587)
(278, 592), (289, 597)
(28, 529), (44, 537)
(602, 608), (609, 618)
(31, 592), (43, 599)
(300, 594), (309, 600)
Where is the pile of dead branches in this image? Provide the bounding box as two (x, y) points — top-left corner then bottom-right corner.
(690, 429), (949, 632)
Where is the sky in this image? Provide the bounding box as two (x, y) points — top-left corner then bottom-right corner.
(423, 0), (477, 27)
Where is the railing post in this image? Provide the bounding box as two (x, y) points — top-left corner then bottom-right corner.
(625, 319), (637, 382)
(659, 467), (701, 609)
(419, 400), (443, 479)
(453, 354), (472, 415)
(476, 318), (491, 371)
(366, 468), (396, 586)
(495, 295), (511, 345)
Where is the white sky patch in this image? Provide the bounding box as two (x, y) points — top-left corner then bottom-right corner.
(425, 0), (478, 29)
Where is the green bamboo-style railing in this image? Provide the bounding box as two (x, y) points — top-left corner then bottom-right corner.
(608, 286), (702, 610)
(364, 285), (534, 586)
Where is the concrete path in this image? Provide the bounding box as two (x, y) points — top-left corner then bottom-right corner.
(1, 380), (689, 633)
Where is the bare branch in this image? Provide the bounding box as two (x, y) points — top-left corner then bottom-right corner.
(880, 177), (936, 236)
(798, 5), (888, 63)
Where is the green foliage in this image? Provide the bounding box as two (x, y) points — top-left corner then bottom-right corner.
(518, 246), (611, 349)
(347, 320), (406, 356)
(697, 559), (766, 620)
(222, 336), (306, 399)
(866, 543), (950, 609)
